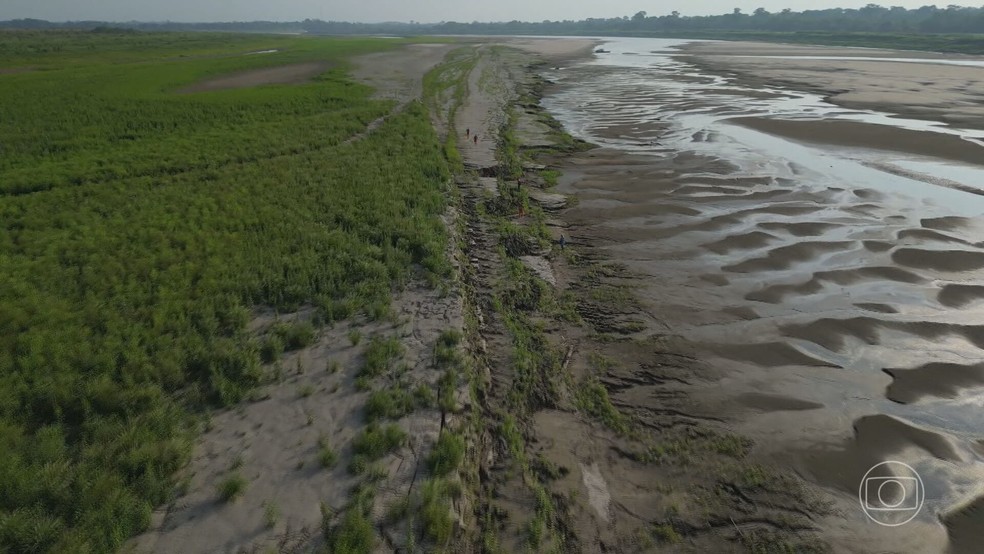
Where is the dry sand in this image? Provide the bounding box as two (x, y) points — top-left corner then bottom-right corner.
(731, 117), (984, 167)
(682, 41), (984, 129)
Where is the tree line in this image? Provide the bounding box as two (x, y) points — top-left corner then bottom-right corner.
(4, 5), (984, 35)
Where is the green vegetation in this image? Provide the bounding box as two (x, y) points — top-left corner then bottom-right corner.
(427, 432), (466, 476)
(575, 379), (628, 435)
(652, 523), (682, 544)
(263, 500), (281, 528)
(352, 424), (407, 460)
(217, 473), (248, 502)
(364, 386), (430, 422)
(269, 321), (316, 351)
(420, 479), (456, 545)
(318, 437), (338, 469)
(361, 336), (404, 378)
(325, 506), (376, 554)
(0, 31), (451, 552)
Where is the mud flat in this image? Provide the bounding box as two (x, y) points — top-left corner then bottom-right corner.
(541, 37), (984, 553)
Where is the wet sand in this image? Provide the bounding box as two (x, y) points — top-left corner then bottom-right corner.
(544, 38), (984, 553)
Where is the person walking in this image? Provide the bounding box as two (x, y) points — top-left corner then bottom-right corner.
(559, 234), (567, 250)
(473, 134), (479, 144)
(466, 128), (470, 138)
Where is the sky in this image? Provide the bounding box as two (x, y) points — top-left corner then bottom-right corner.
(1, 1), (950, 23)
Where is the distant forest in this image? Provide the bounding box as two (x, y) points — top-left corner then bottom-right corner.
(4, 5), (984, 35)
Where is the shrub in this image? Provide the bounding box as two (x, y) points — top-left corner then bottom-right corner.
(361, 336), (403, 378)
(420, 479), (454, 545)
(217, 473), (247, 502)
(352, 424), (407, 461)
(263, 501), (280, 528)
(326, 509), (375, 554)
(364, 388), (416, 422)
(318, 438), (338, 468)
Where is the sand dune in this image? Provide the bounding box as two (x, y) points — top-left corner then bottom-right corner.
(734, 392), (823, 412)
(921, 216), (974, 232)
(758, 221), (841, 237)
(944, 495), (984, 554)
(892, 247), (984, 272)
(884, 362), (984, 404)
(702, 231), (779, 254)
(862, 240), (895, 252)
(712, 342), (840, 368)
(731, 117), (984, 166)
(853, 414), (964, 462)
(784, 317), (984, 352)
(938, 284), (984, 308)
(853, 303), (899, 314)
(897, 228), (975, 246)
(723, 241), (854, 273)
(748, 266), (925, 303)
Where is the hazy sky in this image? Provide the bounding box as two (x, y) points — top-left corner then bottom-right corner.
(2, 1), (947, 23)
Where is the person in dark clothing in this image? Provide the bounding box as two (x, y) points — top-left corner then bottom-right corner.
(466, 128), (470, 138)
(559, 234), (567, 250)
(473, 134), (479, 144)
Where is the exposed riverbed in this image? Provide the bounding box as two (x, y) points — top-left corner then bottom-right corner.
(544, 37), (984, 553)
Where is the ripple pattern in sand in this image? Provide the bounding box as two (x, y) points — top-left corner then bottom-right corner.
(547, 39), (984, 546)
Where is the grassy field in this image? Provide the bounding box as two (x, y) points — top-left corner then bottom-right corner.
(0, 31), (451, 553)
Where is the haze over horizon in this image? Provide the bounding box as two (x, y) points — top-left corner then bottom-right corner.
(1, 0), (955, 24)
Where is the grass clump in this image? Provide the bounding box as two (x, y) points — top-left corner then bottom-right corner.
(575, 379), (629, 435)
(365, 387), (417, 422)
(427, 432), (465, 477)
(361, 336), (403, 378)
(420, 479), (455, 546)
(263, 501), (280, 528)
(652, 523), (682, 544)
(318, 437), (338, 469)
(325, 508), (376, 554)
(352, 423), (407, 461)
(271, 321), (316, 351)
(217, 473), (248, 502)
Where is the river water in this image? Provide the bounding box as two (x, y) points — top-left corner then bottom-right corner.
(543, 37), (984, 551)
